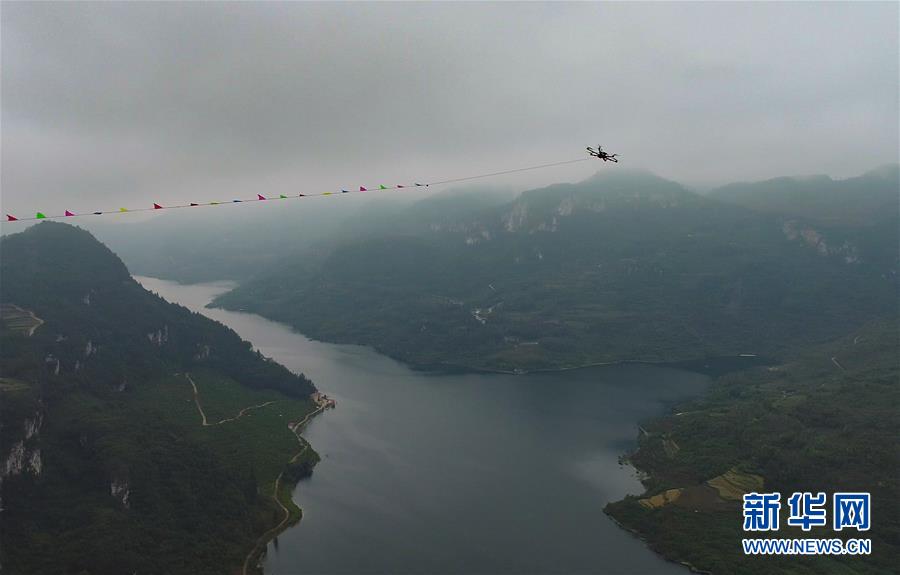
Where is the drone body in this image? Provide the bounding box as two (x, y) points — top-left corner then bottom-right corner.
(586, 145), (619, 163)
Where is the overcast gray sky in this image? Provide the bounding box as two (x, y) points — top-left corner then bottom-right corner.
(2, 1), (898, 217)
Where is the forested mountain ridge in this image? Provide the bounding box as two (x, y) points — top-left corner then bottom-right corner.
(215, 167), (898, 372)
(0, 222), (319, 574)
(1, 222), (314, 399)
(709, 164), (899, 226)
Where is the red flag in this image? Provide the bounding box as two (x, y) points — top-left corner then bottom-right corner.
(359, 186), (367, 192)
(153, 203), (163, 210)
(258, 194), (266, 200)
(6, 214), (17, 221)
(65, 210), (75, 216)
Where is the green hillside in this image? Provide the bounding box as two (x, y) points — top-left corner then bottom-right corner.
(606, 319), (900, 574)
(0, 222), (319, 574)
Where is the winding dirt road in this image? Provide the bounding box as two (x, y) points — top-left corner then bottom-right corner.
(184, 373), (278, 426)
(181, 372), (327, 574)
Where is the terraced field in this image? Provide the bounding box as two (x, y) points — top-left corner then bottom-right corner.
(0, 304), (43, 336)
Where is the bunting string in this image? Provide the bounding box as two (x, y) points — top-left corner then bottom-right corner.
(5, 157), (591, 222)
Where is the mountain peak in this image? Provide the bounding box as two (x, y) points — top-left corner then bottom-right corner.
(1, 222), (132, 304)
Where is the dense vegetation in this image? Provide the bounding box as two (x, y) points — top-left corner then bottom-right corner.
(606, 319), (899, 574)
(214, 166), (898, 372)
(0, 222), (318, 574)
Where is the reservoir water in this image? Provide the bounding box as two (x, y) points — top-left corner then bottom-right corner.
(137, 276), (707, 575)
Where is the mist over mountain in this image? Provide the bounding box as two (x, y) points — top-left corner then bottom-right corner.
(61, 185), (518, 285)
(214, 167), (898, 371)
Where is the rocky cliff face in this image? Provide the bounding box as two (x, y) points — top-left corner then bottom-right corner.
(0, 409), (44, 512)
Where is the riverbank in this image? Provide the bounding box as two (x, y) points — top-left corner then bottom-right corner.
(243, 401), (330, 575)
(208, 298), (771, 378)
(604, 512), (712, 575)
(416, 354), (772, 378)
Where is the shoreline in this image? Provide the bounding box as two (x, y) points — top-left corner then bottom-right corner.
(406, 354), (772, 378)
(210, 298), (771, 378)
(203, 297), (769, 378)
(603, 511), (712, 575)
(204, 290), (772, 379)
(242, 401), (330, 575)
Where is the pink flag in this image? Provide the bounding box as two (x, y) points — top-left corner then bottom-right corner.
(6, 214), (17, 221)
(359, 186), (367, 192)
(65, 210), (75, 216)
(258, 194), (266, 200)
(153, 203), (163, 210)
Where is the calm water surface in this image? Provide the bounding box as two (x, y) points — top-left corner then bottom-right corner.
(137, 276), (707, 575)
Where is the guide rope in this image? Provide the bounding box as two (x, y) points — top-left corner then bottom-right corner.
(5, 155), (596, 222)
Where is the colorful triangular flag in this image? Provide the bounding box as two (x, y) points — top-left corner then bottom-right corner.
(65, 210), (75, 216)
(323, 192), (333, 196)
(342, 190), (350, 193)
(93, 211), (103, 215)
(6, 214), (17, 221)
(280, 194), (287, 199)
(153, 203), (163, 210)
(397, 185), (404, 188)
(415, 183), (424, 186)
(298, 193), (306, 197)
(359, 186), (367, 191)
(379, 185), (387, 190)
(119, 208), (128, 212)
(233, 199), (242, 203)
(190, 203), (199, 206)
(258, 194), (266, 200)
(36, 212), (46, 219)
